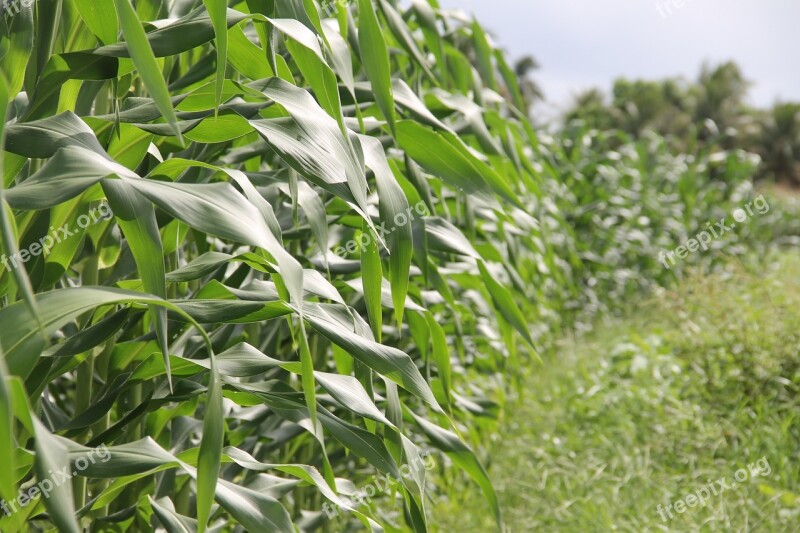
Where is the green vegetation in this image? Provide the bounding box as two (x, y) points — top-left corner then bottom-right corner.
(564, 61), (800, 184)
(434, 252), (800, 532)
(0, 0), (795, 531)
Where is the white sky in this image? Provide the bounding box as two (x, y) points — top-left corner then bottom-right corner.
(437, 0), (799, 115)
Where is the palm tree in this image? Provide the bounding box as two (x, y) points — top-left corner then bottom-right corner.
(693, 61), (750, 131)
(514, 55), (544, 106)
(564, 88), (616, 130)
(757, 103), (800, 183)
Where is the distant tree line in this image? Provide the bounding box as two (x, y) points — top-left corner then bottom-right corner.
(558, 61), (800, 184)
(452, 31), (796, 185)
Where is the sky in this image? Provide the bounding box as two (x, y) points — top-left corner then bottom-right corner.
(437, 0), (799, 116)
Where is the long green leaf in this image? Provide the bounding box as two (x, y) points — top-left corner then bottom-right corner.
(203, 0), (228, 113)
(358, 0), (396, 134)
(113, 0), (182, 140)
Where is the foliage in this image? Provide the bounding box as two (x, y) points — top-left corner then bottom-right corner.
(434, 253), (800, 531)
(0, 0), (790, 530)
(537, 124), (767, 322)
(0, 0), (550, 530)
(563, 61), (800, 184)
(571, 61), (749, 137)
(755, 103), (800, 183)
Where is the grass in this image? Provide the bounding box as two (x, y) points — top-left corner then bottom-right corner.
(433, 252), (800, 532)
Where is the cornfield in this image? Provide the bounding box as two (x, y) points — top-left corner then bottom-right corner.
(0, 0), (766, 531)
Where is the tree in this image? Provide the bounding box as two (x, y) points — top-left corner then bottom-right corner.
(757, 103), (800, 183)
(514, 55), (544, 108)
(693, 61), (750, 131)
(564, 88), (617, 130)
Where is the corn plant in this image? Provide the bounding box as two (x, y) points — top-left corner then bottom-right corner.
(0, 0), (550, 530)
(542, 125), (762, 319)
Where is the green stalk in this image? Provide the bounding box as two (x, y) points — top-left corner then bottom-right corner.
(72, 249), (100, 509)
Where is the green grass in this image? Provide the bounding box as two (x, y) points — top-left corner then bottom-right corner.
(434, 252), (800, 532)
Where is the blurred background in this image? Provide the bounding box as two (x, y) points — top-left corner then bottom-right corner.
(439, 0), (800, 183)
(422, 3), (800, 530)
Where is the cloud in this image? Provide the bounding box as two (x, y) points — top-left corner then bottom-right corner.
(438, 0), (798, 108)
